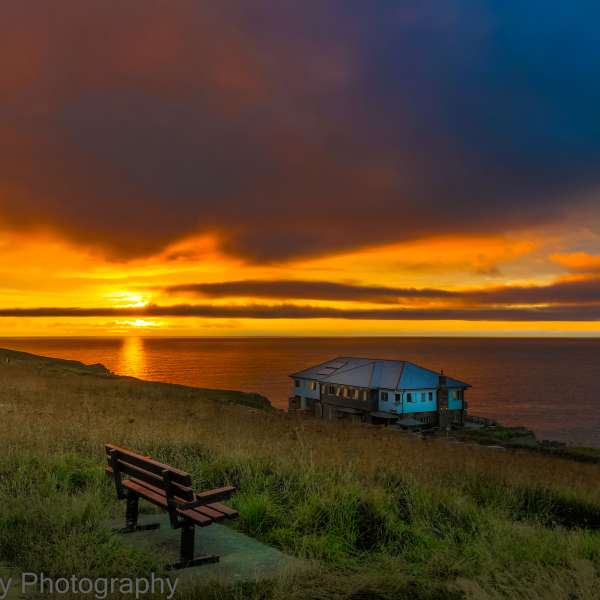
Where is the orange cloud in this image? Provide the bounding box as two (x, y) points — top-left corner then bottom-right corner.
(550, 252), (600, 271)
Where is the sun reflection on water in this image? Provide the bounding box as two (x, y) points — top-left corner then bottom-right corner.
(115, 337), (147, 380)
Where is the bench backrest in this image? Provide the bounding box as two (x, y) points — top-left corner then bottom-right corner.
(105, 444), (194, 503)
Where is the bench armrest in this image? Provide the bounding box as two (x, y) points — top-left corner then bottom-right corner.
(195, 486), (236, 507)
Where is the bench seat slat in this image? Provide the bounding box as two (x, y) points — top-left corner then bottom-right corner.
(122, 479), (168, 511)
(130, 477), (236, 513)
(125, 474), (191, 505)
(105, 444), (191, 487)
(122, 480), (212, 527)
(122, 474), (237, 521)
(194, 506), (225, 523)
(108, 460), (194, 502)
(206, 502), (239, 520)
(106, 469), (194, 507)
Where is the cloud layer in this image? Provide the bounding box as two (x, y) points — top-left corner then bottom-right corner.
(1, 303), (600, 321)
(164, 276), (600, 306)
(2, 1), (600, 261)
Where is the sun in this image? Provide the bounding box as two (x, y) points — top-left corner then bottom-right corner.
(105, 292), (150, 308)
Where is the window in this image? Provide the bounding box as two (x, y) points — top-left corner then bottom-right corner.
(453, 390), (462, 401)
(428, 392), (433, 402)
(363, 391), (368, 401)
(294, 380), (300, 388)
(421, 392), (426, 402)
(328, 386), (335, 395)
(381, 392), (389, 402)
(303, 381), (306, 389)
(343, 388), (349, 397)
(406, 393), (413, 402)
(336, 387), (342, 396)
(322, 385), (327, 393)
(311, 382), (317, 390)
(353, 389), (359, 399)
(395, 393), (401, 403)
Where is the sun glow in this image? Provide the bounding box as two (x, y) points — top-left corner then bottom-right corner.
(116, 320), (164, 328)
(105, 293), (150, 308)
(0, 222), (598, 336)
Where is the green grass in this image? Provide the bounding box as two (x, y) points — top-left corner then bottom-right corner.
(1, 438), (600, 599)
(453, 427), (535, 446)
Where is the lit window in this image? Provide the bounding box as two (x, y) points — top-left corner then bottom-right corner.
(353, 389), (359, 399)
(381, 392), (388, 402)
(311, 382), (317, 390)
(363, 391), (367, 400)
(294, 380), (300, 387)
(328, 386), (335, 395)
(343, 388), (349, 397)
(336, 387), (342, 396)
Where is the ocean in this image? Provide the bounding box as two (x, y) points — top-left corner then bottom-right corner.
(1, 336), (598, 448)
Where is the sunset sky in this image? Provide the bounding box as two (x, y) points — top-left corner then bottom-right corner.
(2, 0), (600, 337)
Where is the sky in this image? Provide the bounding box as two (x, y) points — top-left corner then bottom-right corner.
(1, 0), (600, 337)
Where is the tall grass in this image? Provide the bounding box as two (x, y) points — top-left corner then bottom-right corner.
(0, 358), (599, 599)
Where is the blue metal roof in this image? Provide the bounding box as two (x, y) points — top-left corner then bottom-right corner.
(290, 357), (470, 390)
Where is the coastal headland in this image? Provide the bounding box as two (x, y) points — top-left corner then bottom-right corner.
(0, 348), (599, 599)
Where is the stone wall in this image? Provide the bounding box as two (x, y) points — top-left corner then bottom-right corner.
(436, 375), (454, 430)
(288, 395), (319, 416)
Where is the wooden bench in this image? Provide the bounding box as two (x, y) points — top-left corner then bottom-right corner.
(105, 444), (238, 570)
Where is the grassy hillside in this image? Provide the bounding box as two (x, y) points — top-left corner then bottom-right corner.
(0, 351), (599, 599)
(0, 346), (276, 412)
(453, 426), (600, 465)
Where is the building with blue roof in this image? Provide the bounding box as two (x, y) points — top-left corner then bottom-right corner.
(289, 357), (470, 427)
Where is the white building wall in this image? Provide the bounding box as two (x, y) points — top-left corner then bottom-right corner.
(291, 379), (320, 400)
(448, 388), (466, 410)
(379, 389), (438, 413)
(403, 389), (437, 413)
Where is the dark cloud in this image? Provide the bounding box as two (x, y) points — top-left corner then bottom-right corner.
(163, 280), (452, 303)
(464, 277), (600, 305)
(1, 303), (600, 321)
(1, 1), (600, 260)
(163, 277), (600, 306)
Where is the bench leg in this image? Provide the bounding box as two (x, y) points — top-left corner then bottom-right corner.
(113, 493), (161, 534)
(125, 493), (139, 531)
(165, 523), (219, 570)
